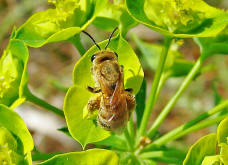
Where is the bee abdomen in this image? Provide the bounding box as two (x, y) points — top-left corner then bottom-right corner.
(97, 114), (111, 130)
(97, 112), (128, 132)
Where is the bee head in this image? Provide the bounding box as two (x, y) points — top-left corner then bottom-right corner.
(91, 51), (118, 64)
(82, 27), (119, 63)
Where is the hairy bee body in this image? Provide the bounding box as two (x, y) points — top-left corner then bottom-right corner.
(87, 50), (135, 132)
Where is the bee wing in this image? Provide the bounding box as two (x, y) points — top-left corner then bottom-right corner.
(110, 70), (126, 110)
(98, 77), (113, 95)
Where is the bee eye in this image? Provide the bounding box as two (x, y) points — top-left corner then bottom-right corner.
(91, 54), (96, 62)
(114, 52), (118, 58)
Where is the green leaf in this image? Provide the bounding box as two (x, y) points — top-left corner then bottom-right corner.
(219, 143), (228, 165)
(32, 151), (61, 161)
(64, 86), (110, 148)
(0, 126), (32, 165)
(126, 0), (228, 37)
(194, 34), (228, 60)
(0, 104), (33, 154)
(38, 149), (119, 165)
(64, 35), (144, 148)
(0, 105), (33, 165)
(57, 127), (72, 138)
(135, 78), (146, 128)
(93, 1), (137, 35)
(0, 39), (29, 107)
(93, 134), (127, 150)
(217, 117), (228, 144)
(201, 155), (220, 165)
(132, 33), (194, 77)
(183, 133), (217, 165)
(16, 0), (107, 47)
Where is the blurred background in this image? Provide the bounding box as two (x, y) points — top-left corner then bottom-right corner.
(1, 0), (228, 163)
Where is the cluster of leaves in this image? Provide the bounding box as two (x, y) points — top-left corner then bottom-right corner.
(1, 0), (228, 164)
(183, 117), (228, 165)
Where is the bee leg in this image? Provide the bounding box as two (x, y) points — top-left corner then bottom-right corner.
(125, 88), (133, 93)
(87, 86), (101, 93)
(87, 93), (101, 112)
(125, 93), (136, 115)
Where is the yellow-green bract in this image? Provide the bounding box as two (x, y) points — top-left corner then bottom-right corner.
(0, 104), (33, 165)
(0, 39), (29, 108)
(15, 0), (108, 47)
(38, 149), (119, 165)
(126, 0), (228, 37)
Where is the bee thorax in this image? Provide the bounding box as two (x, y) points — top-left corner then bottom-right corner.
(100, 62), (119, 83)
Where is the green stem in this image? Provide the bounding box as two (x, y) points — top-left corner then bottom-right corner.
(152, 99), (228, 146)
(124, 128), (134, 151)
(140, 151), (183, 164)
(148, 58), (203, 137)
(143, 115), (228, 152)
(25, 88), (64, 117)
(69, 34), (86, 56)
(154, 73), (170, 103)
(172, 114), (227, 138)
(127, 116), (135, 147)
(138, 36), (173, 138)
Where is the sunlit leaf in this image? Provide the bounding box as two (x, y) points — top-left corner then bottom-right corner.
(64, 85), (110, 149)
(16, 0), (107, 47)
(38, 149), (119, 165)
(126, 0), (228, 37)
(64, 35), (144, 148)
(217, 117), (228, 144)
(183, 133), (217, 165)
(93, 1), (137, 35)
(0, 105), (33, 165)
(219, 143), (228, 165)
(0, 39), (28, 107)
(201, 155), (220, 165)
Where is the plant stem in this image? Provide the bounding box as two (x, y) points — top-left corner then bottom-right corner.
(143, 115), (228, 152)
(25, 87), (64, 117)
(138, 36), (173, 138)
(172, 114), (227, 138)
(154, 73), (170, 103)
(152, 99), (228, 146)
(139, 151), (184, 164)
(124, 128), (134, 151)
(148, 58), (203, 137)
(69, 34), (86, 56)
(127, 116), (135, 147)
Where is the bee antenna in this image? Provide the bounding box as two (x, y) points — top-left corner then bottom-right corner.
(82, 30), (101, 50)
(105, 27), (118, 50)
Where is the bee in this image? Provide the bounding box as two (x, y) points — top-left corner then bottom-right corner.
(83, 28), (136, 132)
